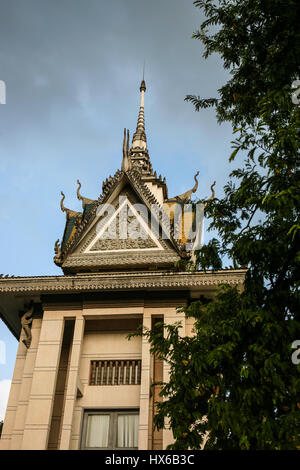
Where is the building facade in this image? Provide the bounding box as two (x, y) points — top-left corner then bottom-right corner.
(0, 81), (245, 450)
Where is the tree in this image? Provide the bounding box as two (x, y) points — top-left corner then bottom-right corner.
(137, 0), (300, 449)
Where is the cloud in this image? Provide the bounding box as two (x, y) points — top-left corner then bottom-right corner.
(0, 0), (234, 282)
(0, 379), (11, 421)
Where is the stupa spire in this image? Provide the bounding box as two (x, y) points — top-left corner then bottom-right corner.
(131, 79), (147, 151)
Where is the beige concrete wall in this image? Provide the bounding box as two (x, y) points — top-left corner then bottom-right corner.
(21, 311), (64, 449)
(10, 317), (42, 449)
(71, 317), (143, 449)
(1, 296), (195, 450)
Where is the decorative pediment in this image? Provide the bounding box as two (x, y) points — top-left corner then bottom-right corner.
(85, 196), (164, 253)
(54, 80), (212, 273)
(59, 173), (182, 273)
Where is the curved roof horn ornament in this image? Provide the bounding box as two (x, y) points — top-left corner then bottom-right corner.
(60, 191), (82, 220)
(206, 181), (216, 203)
(174, 171), (199, 203)
(76, 180), (96, 209)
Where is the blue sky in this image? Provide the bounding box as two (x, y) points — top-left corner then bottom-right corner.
(0, 0), (236, 418)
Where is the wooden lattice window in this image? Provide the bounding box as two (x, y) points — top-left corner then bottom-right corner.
(89, 360), (142, 386)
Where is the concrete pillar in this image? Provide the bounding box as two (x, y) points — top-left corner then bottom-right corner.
(21, 313), (64, 449)
(10, 317), (42, 449)
(59, 316), (85, 449)
(0, 331), (27, 450)
(138, 312), (151, 450)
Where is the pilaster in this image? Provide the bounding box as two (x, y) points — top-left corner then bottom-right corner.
(21, 312), (64, 449)
(10, 317), (42, 449)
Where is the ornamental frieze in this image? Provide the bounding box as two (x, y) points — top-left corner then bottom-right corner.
(0, 270), (247, 294)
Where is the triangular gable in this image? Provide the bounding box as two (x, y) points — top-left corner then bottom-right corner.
(60, 171), (182, 272)
(85, 196), (164, 253)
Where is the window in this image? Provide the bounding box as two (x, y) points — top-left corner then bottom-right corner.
(89, 360), (141, 385)
(82, 410), (139, 450)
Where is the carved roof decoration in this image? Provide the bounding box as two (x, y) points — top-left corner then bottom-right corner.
(54, 80), (216, 273)
(77, 180), (97, 209)
(122, 128), (132, 172)
(0, 79), (246, 344)
(207, 181), (216, 202)
(60, 191), (82, 220)
(57, 168), (184, 272)
(0, 269), (247, 294)
(169, 171), (199, 203)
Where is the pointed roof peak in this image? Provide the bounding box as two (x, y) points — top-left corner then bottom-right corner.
(131, 79), (147, 151)
(122, 128), (132, 172)
(140, 79), (146, 92)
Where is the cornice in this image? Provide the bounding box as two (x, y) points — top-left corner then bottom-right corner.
(0, 269), (247, 294)
(62, 251), (180, 268)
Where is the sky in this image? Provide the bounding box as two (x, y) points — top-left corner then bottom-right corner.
(0, 0), (236, 419)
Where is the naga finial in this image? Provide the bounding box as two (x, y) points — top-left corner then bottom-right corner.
(60, 191), (66, 213)
(76, 180), (95, 209)
(207, 181), (216, 202)
(77, 179), (82, 200)
(193, 171), (199, 193)
(60, 191), (82, 220)
(173, 171), (200, 203)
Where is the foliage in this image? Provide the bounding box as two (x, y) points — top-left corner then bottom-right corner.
(185, 0), (300, 126)
(194, 238), (223, 271)
(138, 0), (300, 449)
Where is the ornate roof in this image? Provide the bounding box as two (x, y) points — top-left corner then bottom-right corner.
(54, 80), (218, 274)
(56, 168), (183, 272)
(0, 79), (245, 342)
(55, 80), (191, 273)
